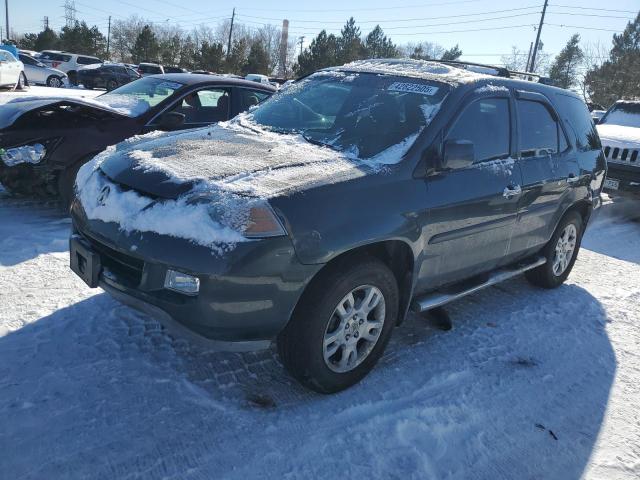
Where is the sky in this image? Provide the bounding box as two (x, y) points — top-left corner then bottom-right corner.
(5, 0), (639, 66)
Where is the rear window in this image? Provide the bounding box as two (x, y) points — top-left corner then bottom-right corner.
(41, 52), (71, 62)
(139, 64), (162, 74)
(555, 93), (601, 151)
(77, 56), (101, 65)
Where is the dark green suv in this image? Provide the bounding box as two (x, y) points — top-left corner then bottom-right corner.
(69, 59), (606, 393)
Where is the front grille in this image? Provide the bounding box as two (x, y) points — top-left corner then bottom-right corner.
(603, 145), (639, 165)
(81, 231), (144, 286)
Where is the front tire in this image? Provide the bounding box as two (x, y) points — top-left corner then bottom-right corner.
(15, 72), (27, 90)
(106, 79), (118, 91)
(46, 75), (63, 88)
(525, 210), (583, 289)
(277, 257), (399, 393)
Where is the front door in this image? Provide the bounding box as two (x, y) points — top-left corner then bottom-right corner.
(418, 93), (522, 290)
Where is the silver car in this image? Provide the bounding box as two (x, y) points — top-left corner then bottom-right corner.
(18, 53), (68, 88)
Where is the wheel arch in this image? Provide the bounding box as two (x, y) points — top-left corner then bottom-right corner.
(292, 240), (416, 329)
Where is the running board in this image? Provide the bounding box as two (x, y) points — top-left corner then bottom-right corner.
(411, 256), (547, 313)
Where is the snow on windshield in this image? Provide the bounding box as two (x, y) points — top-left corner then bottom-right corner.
(91, 94), (151, 117)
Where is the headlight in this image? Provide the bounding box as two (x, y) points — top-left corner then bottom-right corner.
(0, 143), (46, 167)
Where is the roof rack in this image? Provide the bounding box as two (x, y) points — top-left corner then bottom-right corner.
(437, 59), (554, 85)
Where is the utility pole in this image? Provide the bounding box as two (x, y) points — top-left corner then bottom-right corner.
(106, 16), (111, 58)
(226, 7), (235, 59)
(530, 0), (548, 73)
(4, 0), (9, 42)
(525, 41), (533, 72)
(298, 36), (304, 56)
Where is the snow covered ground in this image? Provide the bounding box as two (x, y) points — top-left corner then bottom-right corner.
(0, 188), (639, 479)
(0, 85), (102, 105)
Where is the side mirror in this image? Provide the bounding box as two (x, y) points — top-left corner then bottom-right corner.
(157, 111), (185, 130)
(443, 139), (475, 170)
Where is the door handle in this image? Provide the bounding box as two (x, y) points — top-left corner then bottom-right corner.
(503, 185), (522, 199)
(566, 174), (580, 184)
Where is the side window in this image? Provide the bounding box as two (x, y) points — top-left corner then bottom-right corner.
(167, 88), (230, 124)
(77, 56), (100, 65)
(517, 99), (558, 158)
(555, 94), (601, 151)
(447, 98), (511, 163)
(239, 89), (271, 111)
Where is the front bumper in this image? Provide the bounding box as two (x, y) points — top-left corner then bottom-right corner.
(604, 163), (640, 199)
(70, 200), (322, 350)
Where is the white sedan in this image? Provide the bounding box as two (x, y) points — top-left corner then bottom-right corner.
(0, 50), (26, 89)
(18, 53), (67, 88)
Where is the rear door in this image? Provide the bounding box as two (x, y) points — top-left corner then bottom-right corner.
(419, 91), (523, 289)
(510, 91), (575, 253)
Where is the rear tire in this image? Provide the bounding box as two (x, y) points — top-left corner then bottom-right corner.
(277, 257), (399, 393)
(525, 210), (583, 289)
(106, 79), (118, 91)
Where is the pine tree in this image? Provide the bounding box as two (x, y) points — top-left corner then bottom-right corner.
(338, 17), (364, 64)
(33, 27), (59, 52)
(243, 41), (270, 75)
(549, 34), (584, 89)
(131, 25), (160, 63)
(364, 25), (398, 58)
(585, 12), (640, 106)
(226, 37), (250, 74)
(295, 30), (340, 76)
(199, 42), (224, 72)
(441, 44), (462, 61)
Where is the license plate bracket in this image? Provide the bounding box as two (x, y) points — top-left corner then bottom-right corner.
(604, 178), (619, 190)
(69, 235), (101, 288)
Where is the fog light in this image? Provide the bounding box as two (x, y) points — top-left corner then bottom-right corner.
(164, 269), (200, 295)
(0, 143), (46, 166)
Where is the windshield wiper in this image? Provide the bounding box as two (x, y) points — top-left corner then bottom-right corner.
(301, 132), (341, 151)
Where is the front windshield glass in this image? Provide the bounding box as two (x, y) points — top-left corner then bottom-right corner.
(250, 72), (449, 160)
(602, 103), (640, 128)
(95, 77), (184, 117)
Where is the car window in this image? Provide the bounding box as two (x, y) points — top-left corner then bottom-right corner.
(554, 94), (600, 151)
(77, 56), (100, 65)
(166, 88), (230, 124)
(239, 89), (271, 111)
(42, 52), (70, 62)
(0, 51), (8, 62)
(19, 54), (38, 66)
(517, 99), (558, 158)
(95, 77), (185, 116)
(447, 98), (511, 163)
(601, 102), (640, 128)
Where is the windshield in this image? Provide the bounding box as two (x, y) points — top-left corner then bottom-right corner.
(95, 77), (184, 117)
(601, 103), (640, 128)
(250, 72), (449, 160)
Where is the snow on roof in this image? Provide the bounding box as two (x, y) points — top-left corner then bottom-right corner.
(329, 58), (489, 85)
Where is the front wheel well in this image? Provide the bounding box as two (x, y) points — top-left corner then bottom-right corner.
(566, 200), (593, 227)
(296, 241), (415, 326)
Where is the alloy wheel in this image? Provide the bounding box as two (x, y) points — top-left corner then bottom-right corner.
(552, 223), (577, 276)
(323, 285), (386, 373)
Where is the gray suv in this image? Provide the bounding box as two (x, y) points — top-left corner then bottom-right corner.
(69, 59), (606, 393)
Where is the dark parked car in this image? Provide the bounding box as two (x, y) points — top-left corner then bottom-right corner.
(78, 63), (140, 90)
(0, 74), (275, 204)
(163, 66), (188, 74)
(68, 59), (606, 393)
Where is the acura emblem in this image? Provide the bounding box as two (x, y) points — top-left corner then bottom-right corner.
(97, 185), (111, 205)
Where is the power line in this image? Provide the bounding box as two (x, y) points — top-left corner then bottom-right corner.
(550, 4), (639, 14)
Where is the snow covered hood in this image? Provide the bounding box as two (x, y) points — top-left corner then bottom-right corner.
(597, 124), (640, 148)
(0, 96), (129, 129)
(330, 58), (489, 85)
(75, 118), (396, 251)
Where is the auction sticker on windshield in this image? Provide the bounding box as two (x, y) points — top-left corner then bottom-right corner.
(388, 82), (439, 95)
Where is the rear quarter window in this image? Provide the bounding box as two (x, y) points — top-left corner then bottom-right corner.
(77, 56), (101, 65)
(555, 93), (601, 151)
